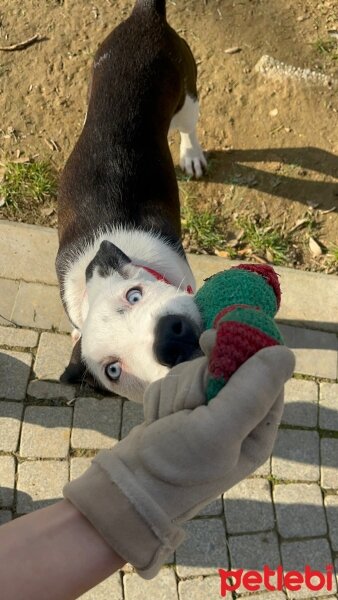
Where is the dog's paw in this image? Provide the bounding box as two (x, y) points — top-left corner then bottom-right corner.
(180, 141), (207, 179)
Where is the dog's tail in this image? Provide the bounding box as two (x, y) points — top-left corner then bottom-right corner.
(134, 0), (166, 18)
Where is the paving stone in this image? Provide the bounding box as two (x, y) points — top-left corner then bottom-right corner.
(0, 221), (58, 285)
(319, 383), (338, 431)
(58, 310), (73, 333)
(0, 401), (23, 452)
(70, 457), (93, 481)
(0, 350), (32, 400)
(17, 460), (68, 513)
(324, 495), (338, 551)
(0, 510), (12, 525)
(72, 397), (121, 450)
(11, 282), (63, 330)
(124, 568), (178, 600)
(20, 406), (72, 458)
(198, 496), (223, 517)
(27, 380), (75, 402)
(0, 278), (19, 326)
(276, 269), (338, 334)
(321, 438), (338, 489)
(279, 325), (338, 380)
(0, 456), (15, 508)
(0, 325), (38, 348)
(34, 332), (72, 380)
(251, 457), (271, 478)
(78, 573), (123, 600)
(282, 379), (318, 428)
(223, 478), (274, 534)
(273, 483), (326, 538)
(178, 576), (221, 600)
(176, 519), (228, 578)
(227, 532), (280, 594)
(272, 429), (319, 482)
(280, 538), (336, 598)
(121, 399), (144, 438)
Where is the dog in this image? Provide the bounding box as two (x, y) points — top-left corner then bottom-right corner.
(56, 0), (206, 403)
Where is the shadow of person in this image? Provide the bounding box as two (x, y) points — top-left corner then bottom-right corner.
(203, 146), (338, 211)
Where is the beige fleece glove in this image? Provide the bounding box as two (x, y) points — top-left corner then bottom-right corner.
(64, 334), (295, 579)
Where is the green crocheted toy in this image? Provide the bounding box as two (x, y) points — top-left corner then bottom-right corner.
(194, 264), (284, 403)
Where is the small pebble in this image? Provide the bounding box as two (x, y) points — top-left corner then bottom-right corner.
(224, 46), (241, 54)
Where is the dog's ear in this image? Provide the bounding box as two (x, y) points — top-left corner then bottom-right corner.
(60, 338), (86, 384)
(86, 240), (131, 282)
(60, 338), (108, 394)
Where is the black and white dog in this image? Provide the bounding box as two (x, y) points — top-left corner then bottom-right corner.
(56, 0), (206, 403)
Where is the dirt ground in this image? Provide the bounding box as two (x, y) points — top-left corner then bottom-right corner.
(0, 0), (337, 271)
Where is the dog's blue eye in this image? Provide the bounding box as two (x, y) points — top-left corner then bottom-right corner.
(105, 362), (122, 381)
(126, 288), (142, 304)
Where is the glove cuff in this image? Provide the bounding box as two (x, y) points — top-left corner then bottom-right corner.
(63, 453), (185, 579)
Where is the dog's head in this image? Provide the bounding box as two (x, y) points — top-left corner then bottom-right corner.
(61, 240), (202, 402)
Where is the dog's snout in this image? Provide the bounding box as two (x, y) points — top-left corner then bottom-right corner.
(153, 314), (200, 367)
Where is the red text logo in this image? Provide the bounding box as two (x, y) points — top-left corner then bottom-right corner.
(218, 565), (333, 597)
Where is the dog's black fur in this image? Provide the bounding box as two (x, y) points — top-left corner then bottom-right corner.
(56, 0), (201, 386)
(56, 0), (197, 289)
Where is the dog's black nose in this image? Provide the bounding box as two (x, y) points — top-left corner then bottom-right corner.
(153, 314), (200, 367)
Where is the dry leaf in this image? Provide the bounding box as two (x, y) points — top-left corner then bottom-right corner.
(11, 156), (31, 164)
(265, 249), (274, 262)
(289, 218), (309, 233)
(215, 249), (231, 258)
(309, 236), (322, 257)
(252, 253), (268, 264)
(41, 207), (55, 216)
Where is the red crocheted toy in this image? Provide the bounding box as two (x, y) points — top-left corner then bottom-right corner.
(194, 264), (284, 402)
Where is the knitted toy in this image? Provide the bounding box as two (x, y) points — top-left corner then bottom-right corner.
(194, 264), (284, 403)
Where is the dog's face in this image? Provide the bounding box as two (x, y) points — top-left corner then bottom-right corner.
(64, 241), (202, 402)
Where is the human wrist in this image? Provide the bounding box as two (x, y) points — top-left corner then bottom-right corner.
(63, 456), (185, 579)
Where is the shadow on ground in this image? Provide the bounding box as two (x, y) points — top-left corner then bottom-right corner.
(204, 146), (338, 211)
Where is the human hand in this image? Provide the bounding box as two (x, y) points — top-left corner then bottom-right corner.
(64, 333), (295, 579)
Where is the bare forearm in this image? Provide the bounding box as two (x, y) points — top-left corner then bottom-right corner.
(0, 500), (124, 600)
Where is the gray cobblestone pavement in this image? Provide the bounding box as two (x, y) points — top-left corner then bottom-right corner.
(0, 221), (338, 599)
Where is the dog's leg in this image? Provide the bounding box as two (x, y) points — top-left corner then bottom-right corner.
(170, 94), (207, 179)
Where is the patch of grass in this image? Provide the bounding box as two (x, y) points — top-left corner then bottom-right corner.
(313, 38), (337, 58)
(175, 166), (192, 183)
(181, 203), (225, 252)
(328, 245), (338, 262)
(0, 160), (57, 209)
(304, 212), (320, 235)
(323, 244), (338, 273)
(236, 215), (290, 265)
